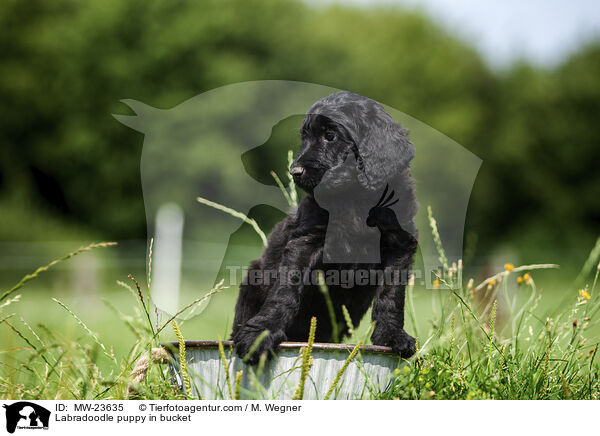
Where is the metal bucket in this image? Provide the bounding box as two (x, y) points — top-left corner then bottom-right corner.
(164, 341), (403, 400)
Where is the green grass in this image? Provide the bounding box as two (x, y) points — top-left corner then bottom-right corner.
(384, 271), (600, 399)
(1, 235), (598, 399)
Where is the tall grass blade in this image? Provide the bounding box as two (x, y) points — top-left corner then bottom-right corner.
(324, 341), (363, 400)
(317, 272), (338, 343)
(427, 206), (448, 273)
(242, 330), (271, 364)
(156, 280), (227, 336)
(341, 305), (354, 339)
(576, 237), (600, 285)
(128, 274), (156, 338)
(287, 150), (298, 207)
(0, 242), (117, 303)
(197, 196), (267, 246)
(51, 298), (115, 361)
(270, 170), (293, 206)
(487, 300), (497, 374)
(475, 263), (559, 291)
(171, 321), (194, 398)
(234, 370), (243, 400)
(217, 336), (233, 399)
(0, 295), (21, 312)
(293, 316), (316, 400)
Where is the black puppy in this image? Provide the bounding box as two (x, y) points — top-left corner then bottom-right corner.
(232, 91), (418, 364)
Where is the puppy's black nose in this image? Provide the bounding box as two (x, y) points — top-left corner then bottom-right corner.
(289, 166), (305, 177)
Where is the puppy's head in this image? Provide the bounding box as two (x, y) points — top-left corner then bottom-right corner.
(290, 113), (355, 193)
(291, 91), (414, 193)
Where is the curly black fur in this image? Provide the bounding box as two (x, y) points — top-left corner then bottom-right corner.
(232, 91), (418, 364)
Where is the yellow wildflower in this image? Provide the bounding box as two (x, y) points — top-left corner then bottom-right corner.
(505, 263), (515, 272)
(579, 289), (591, 300)
(433, 279), (440, 289)
(517, 276), (524, 285)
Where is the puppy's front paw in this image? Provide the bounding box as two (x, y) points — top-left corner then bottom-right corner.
(234, 325), (286, 365)
(371, 326), (416, 359)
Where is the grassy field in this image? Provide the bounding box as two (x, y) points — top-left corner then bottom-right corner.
(1, 227), (599, 400)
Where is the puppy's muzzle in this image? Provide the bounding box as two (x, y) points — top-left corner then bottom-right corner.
(289, 166), (305, 177)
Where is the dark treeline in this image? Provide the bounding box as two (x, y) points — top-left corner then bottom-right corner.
(0, 0), (598, 268)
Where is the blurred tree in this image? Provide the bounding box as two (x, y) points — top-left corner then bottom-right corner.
(0, 0), (597, 270)
(466, 45), (600, 263)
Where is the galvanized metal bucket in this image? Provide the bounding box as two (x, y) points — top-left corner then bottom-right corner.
(164, 341), (403, 400)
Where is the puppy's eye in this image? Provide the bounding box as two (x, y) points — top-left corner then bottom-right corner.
(323, 130), (336, 141)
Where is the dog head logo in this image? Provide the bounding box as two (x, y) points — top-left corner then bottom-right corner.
(2, 402), (50, 434)
(114, 81), (481, 316)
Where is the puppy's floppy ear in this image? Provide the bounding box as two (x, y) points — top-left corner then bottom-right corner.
(355, 110), (414, 191)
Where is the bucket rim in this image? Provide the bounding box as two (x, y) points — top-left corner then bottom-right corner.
(162, 340), (397, 355)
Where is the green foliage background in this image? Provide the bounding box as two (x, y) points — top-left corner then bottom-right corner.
(0, 0), (599, 270)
